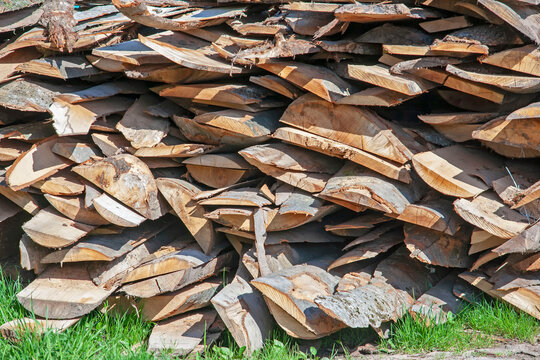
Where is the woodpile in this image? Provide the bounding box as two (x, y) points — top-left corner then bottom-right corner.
(0, 0), (539, 355)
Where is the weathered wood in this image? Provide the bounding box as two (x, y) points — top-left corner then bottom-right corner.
(56, 80), (148, 103)
(92, 39), (169, 66)
(16, 264), (115, 319)
(252, 265), (346, 339)
(201, 188), (272, 207)
(17, 56), (101, 79)
(335, 3), (439, 23)
(239, 143), (341, 193)
(19, 234), (49, 275)
(410, 273), (464, 325)
(139, 31), (248, 74)
(469, 229), (506, 255)
(211, 267), (273, 355)
(419, 15), (474, 33)
(121, 241), (223, 284)
(493, 222), (539, 256)
(454, 192), (529, 239)
(41, 219), (172, 264)
(418, 112), (497, 125)
(147, 309), (219, 357)
(22, 207), (96, 248)
(404, 224), (473, 268)
(6, 137), (73, 191)
(325, 213), (391, 237)
(472, 116), (540, 158)
(120, 251), (235, 298)
(481, 45), (540, 77)
(92, 192), (146, 228)
(73, 154), (167, 220)
(183, 153), (255, 188)
(52, 141), (102, 163)
(328, 227), (403, 270)
(116, 94), (170, 149)
(315, 247), (446, 328)
(394, 195), (462, 235)
(335, 63), (436, 96)
(257, 61), (354, 103)
(87, 226), (181, 290)
(50, 97), (133, 136)
(273, 127), (411, 183)
(0, 318), (79, 340)
(156, 178), (218, 254)
(412, 145), (504, 198)
(142, 277), (221, 322)
(44, 194), (109, 225)
(459, 271), (540, 320)
(250, 75), (304, 100)
(280, 94), (425, 164)
(446, 64), (540, 94)
(320, 162), (425, 214)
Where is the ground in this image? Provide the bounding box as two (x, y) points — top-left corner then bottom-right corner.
(0, 269), (538, 359)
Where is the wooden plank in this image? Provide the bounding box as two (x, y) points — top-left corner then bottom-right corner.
(0, 318), (79, 340)
(139, 31), (248, 74)
(121, 251), (234, 298)
(328, 227), (403, 270)
(183, 153), (254, 189)
(320, 162), (425, 215)
(273, 127), (411, 183)
(92, 193), (146, 228)
(257, 61), (354, 103)
(454, 192), (529, 239)
(472, 116), (540, 157)
(73, 154), (167, 220)
(50, 97), (134, 136)
(92, 39), (169, 66)
(193, 109), (281, 139)
(156, 178), (218, 254)
(116, 94), (170, 149)
(404, 224), (473, 268)
(419, 16), (474, 33)
(147, 309), (219, 357)
(412, 145), (504, 198)
(5, 137), (72, 191)
(239, 143), (341, 193)
(211, 268), (273, 355)
(41, 219), (171, 264)
(418, 112), (497, 125)
(446, 64), (540, 94)
(19, 234), (49, 275)
(250, 75), (304, 100)
(252, 265), (346, 339)
(336, 87), (415, 107)
(22, 207), (96, 249)
(16, 264), (115, 319)
(87, 226), (181, 289)
(280, 94), (425, 164)
(395, 195), (462, 235)
(477, 0), (540, 44)
(17, 56), (101, 79)
(410, 273), (464, 325)
(56, 80), (148, 104)
(335, 3), (439, 23)
(44, 194), (108, 226)
(142, 278), (221, 322)
(200, 188), (272, 207)
(335, 63), (435, 96)
(481, 45), (540, 77)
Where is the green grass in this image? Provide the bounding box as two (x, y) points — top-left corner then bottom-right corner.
(0, 268), (538, 359)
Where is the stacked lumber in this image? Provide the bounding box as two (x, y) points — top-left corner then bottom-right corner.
(0, 0), (539, 355)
